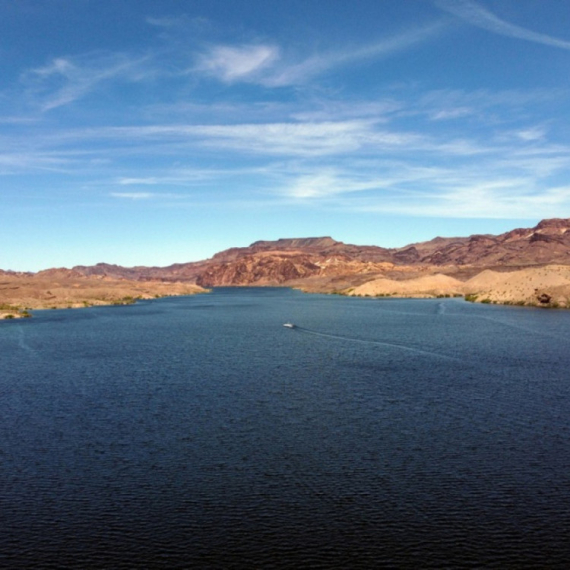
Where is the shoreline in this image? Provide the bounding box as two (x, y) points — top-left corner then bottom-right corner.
(0, 281), (210, 319)
(4, 263), (570, 318)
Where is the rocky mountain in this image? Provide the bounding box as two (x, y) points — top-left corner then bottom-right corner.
(4, 218), (570, 314)
(411, 218), (570, 266)
(51, 218), (570, 287)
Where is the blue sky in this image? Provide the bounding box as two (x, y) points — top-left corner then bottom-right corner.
(2, 0), (570, 271)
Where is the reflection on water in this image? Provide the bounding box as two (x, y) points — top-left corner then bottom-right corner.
(1, 289), (570, 568)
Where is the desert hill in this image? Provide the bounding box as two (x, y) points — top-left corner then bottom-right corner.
(66, 218), (570, 286)
(0, 272), (206, 319)
(348, 274), (465, 298)
(3, 218), (570, 317)
(346, 265), (570, 308)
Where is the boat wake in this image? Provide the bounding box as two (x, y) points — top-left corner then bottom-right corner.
(469, 313), (570, 342)
(292, 326), (458, 361)
(16, 325), (40, 359)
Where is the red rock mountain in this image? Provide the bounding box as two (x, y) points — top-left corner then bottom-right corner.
(64, 218), (570, 287)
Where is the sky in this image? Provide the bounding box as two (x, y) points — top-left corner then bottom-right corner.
(2, 0), (570, 271)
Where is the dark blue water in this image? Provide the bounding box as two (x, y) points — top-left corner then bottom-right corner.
(2, 287), (570, 568)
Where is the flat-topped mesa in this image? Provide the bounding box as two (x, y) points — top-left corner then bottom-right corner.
(211, 237), (343, 264)
(249, 237), (341, 250)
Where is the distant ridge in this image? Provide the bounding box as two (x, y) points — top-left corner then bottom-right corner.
(4, 218), (570, 313)
(4, 218), (570, 286)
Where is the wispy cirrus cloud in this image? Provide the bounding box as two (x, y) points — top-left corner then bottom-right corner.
(93, 119), (435, 158)
(265, 22), (446, 87)
(326, 169), (570, 220)
(272, 120), (570, 219)
(110, 191), (185, 200)
(115, 167), (241, 186)
(193, 21), (446, 87)
(23, 51), (155, 111)
(16, 18), (445, 114)
(5, 77), (570, 222)
(111, 192), (155, 200)
(0, 151), (72, 174)
(436, 0), (570, 50)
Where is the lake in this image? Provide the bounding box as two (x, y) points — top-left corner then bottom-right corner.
(1, 287), (570, 568)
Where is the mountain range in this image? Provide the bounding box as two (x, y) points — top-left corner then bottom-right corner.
(69, 217), (570, 288)
(3, 218), (570, 316)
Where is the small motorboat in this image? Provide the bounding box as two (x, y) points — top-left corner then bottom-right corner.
(283, 323), (296, 328)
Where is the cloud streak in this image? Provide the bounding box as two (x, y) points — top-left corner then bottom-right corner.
(15, 17), (445, 113)
(193, 21), (446, 87)
(111, 192), (155, 199)
(436, 0), (570, 50)
(23, 51), (155, 111)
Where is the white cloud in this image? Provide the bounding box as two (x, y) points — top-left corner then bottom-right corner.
(118, 177), (161, 186)
(516, 127), (546, 142)
(0, 151), (71, 174)
(283, 171), (387, 199)
(429, 107), (473, 121)
(97, 119), (433, 158)
(115, 168), (238, 186)
(194, 44), (280, 82)
(192, 22), (446, 87)
(347, 179), (570, 220)
(111, 192), (155, 199)
(193, 121), (377, 155)
(436, 0), (570, 50)
(4, 74), (570, 223)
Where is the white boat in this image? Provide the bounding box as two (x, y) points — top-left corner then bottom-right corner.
(283, 323), (295, 328)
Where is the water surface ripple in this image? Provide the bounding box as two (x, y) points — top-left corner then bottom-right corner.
(1, 288), (570, 568)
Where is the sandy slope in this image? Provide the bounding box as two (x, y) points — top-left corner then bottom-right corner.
(348, 273), (465, 298)
(345, 265), (570, 307)
(0, 274), (207, 318)
(464, 265), (570, 306)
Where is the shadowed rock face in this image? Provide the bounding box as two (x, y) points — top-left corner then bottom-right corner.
(196, 256), (322, 287)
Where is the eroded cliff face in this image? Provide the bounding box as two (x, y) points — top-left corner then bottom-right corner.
(196, 254), (321, 286)
(195, 251), (396, 287)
